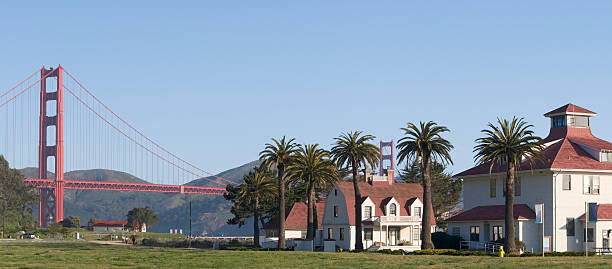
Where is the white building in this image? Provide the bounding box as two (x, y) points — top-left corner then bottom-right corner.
(322, 169), (435, 251)
(263, 202), (326, 247)
(449, 104), (612, 252)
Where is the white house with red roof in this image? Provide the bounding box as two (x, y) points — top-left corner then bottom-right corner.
(262, 202), (326, 247)
(322, 169), (435, 251)
(448, 104), (612, 252)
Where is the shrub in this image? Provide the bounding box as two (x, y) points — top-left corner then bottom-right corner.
(431, 232), (462, 250)
(520, 251), (595, 257)
(377, 249), (403, 255)
(411, 249), (490, 256)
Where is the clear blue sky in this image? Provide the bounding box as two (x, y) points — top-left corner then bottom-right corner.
(1, 1), (611, 176)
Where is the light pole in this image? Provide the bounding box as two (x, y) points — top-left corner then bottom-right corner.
(189, 195), (192, 248)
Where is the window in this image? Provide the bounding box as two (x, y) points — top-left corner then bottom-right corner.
(584, 176), (600, 194)
(566, 218), (575, 236)
(339, 228), (345, 240)
(364, 228), (373, 241)
(563, 175), (571, 191)
(452, 227), (460, 237)
(470, 226), (480, 241)
(552, 116), (566, 127)
(601, 151), (612, 163)
(389, 203), (397, 216)
(493, 226), (503, 241)
(514, 177), (521, 196)
(490, 178), (496, 197)
(569, 116), (589, 127)
(413, 226), (420, 243)
(414, 207), (422, 218)
(334, 206), (338, 217)
(364, 206), (372, 218)
(334, 189), (337, 196)
(327, 228), (333, 239)
(584, 228), (594, 242)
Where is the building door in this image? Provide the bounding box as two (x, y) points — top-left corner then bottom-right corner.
(603, 230), (611, 250)
(483, 224), (490, 242)
(389, 227), (400, 246)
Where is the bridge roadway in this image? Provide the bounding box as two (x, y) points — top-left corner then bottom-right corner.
(24, 178), (226, 195)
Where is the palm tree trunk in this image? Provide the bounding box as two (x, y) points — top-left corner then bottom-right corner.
(254, 196), (260, 247)
(306, 181), (315, 240)
(352, 159), (364, 250)
(277, 165), (286, 249)
(505, 161), (517, 252)
(421, 157), (434, 249)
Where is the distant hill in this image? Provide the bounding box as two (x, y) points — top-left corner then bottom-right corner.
(20, 160), (261, 236)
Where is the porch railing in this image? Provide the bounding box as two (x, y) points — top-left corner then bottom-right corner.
(460, 241), (502, 253)
(368, 216), (421, 223)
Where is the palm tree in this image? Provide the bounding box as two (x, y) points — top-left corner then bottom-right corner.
(331, 131), (380, 250)
(235, 167), (277, 247)
(474, 117), (544, 253)
(288, 144), (339, 240)
(396, 121), (453, 250)
(259, 136), (299, 248)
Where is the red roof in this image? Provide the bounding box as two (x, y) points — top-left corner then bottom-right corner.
(92, 220), (127, 227)
(336, 182), (436, 225)
(264, 202), (325, 231)
(455, 104), (612, 177)
(578, 204), (612, 220)
(544, 103), (597, 117)
(446, 204), (535, 222)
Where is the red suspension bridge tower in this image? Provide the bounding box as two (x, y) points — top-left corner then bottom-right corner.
(0, 65), (237, 228)
(38, 66), (65, 227)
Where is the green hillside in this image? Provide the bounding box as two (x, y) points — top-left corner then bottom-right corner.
(21, 161), (260, 236)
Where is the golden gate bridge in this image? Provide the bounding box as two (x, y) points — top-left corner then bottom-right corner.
(0, 66), (239, 227)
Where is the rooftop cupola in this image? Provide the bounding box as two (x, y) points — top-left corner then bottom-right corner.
(543, 104), (597, 141)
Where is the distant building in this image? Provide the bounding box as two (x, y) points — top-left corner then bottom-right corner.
(322, 169), (435, 251)
(92, 220), (128, 233)
(264, 202), (326, 246)
(449, 104), (612, 252)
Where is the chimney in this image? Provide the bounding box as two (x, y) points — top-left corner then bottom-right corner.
(364, 169), (371, 184)
(386, 169), (394, 185)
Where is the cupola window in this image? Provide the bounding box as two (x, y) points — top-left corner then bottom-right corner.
(552, 116), (566, 128)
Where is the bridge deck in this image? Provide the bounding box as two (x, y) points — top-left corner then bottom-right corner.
(24, 178), (226, 195)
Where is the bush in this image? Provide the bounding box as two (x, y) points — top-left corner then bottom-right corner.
(520, 251), (595, 257)
(431, 232), (462, 250)
(411, 249), (491, 256)
(377, 249), (403, 255)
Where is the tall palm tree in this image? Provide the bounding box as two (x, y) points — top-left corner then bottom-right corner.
(474, 117), (544, 253)
(331, 131), (379, 250)
(288, 144), (339, 240)
(235, 167), (277, 247)
(396, 121), (453, 250)
(259, 136), (299, 248)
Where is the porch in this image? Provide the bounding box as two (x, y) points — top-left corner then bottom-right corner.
(363, 216), (422, 251)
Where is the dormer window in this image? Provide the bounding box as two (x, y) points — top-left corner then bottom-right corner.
(414, 207), (422, 217)
(601, 151), (612, 162)
(389, 203), (397, 216)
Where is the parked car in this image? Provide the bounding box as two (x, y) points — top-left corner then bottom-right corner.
(23, 233), (36, 239)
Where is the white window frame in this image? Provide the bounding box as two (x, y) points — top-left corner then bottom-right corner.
(562, 175), (571, 191)
(584, 175), (600, 195)
(413, 207), (422, 218)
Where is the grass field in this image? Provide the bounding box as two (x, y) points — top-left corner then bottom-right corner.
(1, 241), (612, 268)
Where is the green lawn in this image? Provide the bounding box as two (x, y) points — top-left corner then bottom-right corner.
(1, 241), (611, 268)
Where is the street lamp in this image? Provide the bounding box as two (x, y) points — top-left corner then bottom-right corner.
(189, 195), (192, 248)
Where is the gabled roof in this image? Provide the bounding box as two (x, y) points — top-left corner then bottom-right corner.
(455, 104), (612, 177)
(335, 182), (435, 225)
(578, 204), (612, 221)
(544, 103), (597, 117)
(264, 202), (325, 231)
(446, 204), (535, 222)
